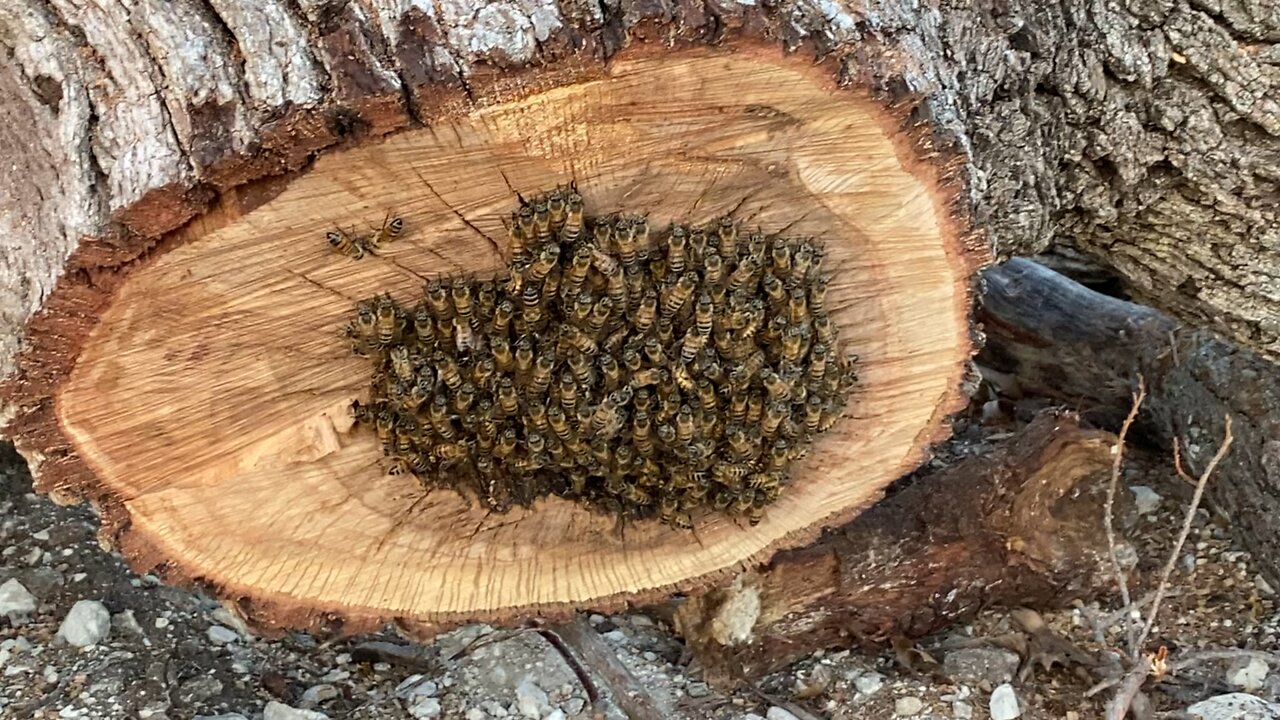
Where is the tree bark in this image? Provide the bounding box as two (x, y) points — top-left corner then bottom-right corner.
(981, 258), (1280, 590)
(673, 411), (1120, 683)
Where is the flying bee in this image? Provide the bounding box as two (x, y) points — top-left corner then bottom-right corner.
(497, 376), (519, 415)
(702, 251), (723, 286)
(326, 227), (366, 259)
(367, 212), (405, 251)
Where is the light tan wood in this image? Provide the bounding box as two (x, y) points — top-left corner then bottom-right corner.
(56, 48), (975, 625)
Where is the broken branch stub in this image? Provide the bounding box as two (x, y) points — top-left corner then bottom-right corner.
(5, 46), (981, 633)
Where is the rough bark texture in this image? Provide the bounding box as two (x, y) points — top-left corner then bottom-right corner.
(673, 411), (1119, 683)
(982, 258), (1280, 590)
(2, 0), (1280, 382)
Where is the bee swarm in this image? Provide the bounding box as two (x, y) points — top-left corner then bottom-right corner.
(345, 189), (856, 528)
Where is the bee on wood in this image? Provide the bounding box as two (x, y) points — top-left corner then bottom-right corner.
(792, 243), (815, 282)
(702, 251), (723, 287)
(350, 399), (375, 426)
(423, 280), (453, 321)
(661, 272), (697, 319)
(327, 227), (366, 260)
(768, 438), (791, 470)
(547, 188), (567, 229)
(726, 255), (760, 294)
(717, 217), (738, 257)
(375, 294), (406, 346)
(770, 241), (793, 277)
(614, 218), (638, 265)
(561, 192), (585, 243)
(367, 212), (405, 251)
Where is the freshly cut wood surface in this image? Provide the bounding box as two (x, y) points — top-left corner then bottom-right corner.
(45, 48), (977, 630)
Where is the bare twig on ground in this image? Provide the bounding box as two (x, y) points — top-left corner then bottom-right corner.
(1106, 377), (1145, 657)
(1105, 414), (1234, 720)
(545, 615), (668, 720)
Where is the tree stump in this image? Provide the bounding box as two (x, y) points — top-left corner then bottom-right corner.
(1, 12), (981, 633)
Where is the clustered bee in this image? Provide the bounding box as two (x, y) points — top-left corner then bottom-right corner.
(344, 187), (856, 529)
(326, 211), (404, 259)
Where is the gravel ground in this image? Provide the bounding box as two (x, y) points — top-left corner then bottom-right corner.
(1, 410), (1278, 719)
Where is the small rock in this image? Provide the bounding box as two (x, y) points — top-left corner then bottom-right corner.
(0, 579), (37, 617)
(408, 697), (442, 719)
(544, 711), (565, 720)
(480, 700), (508, 717)
(1257, 574), (1276, 597)
(178, 676), (225, 705)
(464, 710), (486, 720)
(767, 708), (800, 720)
(207, 625), (239, 645)
(989, 684), (1020, 720)
(742, 715), (766, 720)
(953, 701), (973, 719)
(1186, 693), (1280, 720)
(112, 610), (145, 638)
(562, 697), (586, 716)
(395, 674), (439, 699)
(301, 684), (339, 705)
(943, 647), (1020, 686)
(154, 617), (170, 629)
(588, 614), (607, 625)
(1227, 657), (1271, 693)
(685, 682), (711, 698)
(194, 715), (249, 720)
(31, 529), (50, 541)
(1129, 485), (1162, 514)
(263, 702), (328, 720)
(515, 678), (550, 718)
(895, 697), (924, 716)
(58, 600), (111, 647)
(211, 607), (253, 638)
(854, 672), (885, 697)
(601, 630), (628, 644)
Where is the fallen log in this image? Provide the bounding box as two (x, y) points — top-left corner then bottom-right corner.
(675, 411), (1118, 682)
(981, 258), (1280, 591)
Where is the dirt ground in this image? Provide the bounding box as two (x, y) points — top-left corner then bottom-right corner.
(1, 403), (1277, 719)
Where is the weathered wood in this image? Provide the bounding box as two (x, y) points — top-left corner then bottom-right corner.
(547, 616), (668, 720)
(981, 258), (1280, 590)
(674, 411), (1118, 683)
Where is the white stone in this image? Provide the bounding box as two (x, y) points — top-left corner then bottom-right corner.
(395, 674), (439, 699)
(154, 617), (170, 629)
(58, 600), (111, 647)
(515, 679), (550, 718)
(1187, 693), (1280, 720)
(464, 710), (486, 720)
(194, 715), (250, 720)
(0, 579), (37, 616)
(989, 684), (1020, 720)
(895, 697), (924, 716)
(301, 684), (339, 705)
(263, 701), (329, 720)
(408, 697), (442, 719)
(1129, 485), (1162, 514)
(543, 711), (565, 720)
(953, 701), (973, 719)
(207, 625), (239, 645)
(854, 672), (885, 697)
(767, 707), (800, 720)
(1227, 657), (1271, 693)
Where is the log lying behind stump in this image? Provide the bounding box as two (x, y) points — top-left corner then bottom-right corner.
(674, 411), (1118, 683)
(1, 35), (982, 633)
(981, 258), (1280, 590)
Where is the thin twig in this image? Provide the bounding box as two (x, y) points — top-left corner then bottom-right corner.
(1105, 662), (1150, 720)
(1106, 376), (1145, 657)
(1135, 416), (1234, 652)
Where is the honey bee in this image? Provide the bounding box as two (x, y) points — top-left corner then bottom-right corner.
(350, 399), (376, 425)
(792, 244), (815, 281)
(490, 335), (514, 371)
(666, 226), (688, 274)
(676, 405), (694, 445)
(530, 352), (555, 395)
(770, 241), (792, 276)
(563, 244), (593, 298)
(533, 200), (552, 244)
(728, 393), (749, 424)
(436, 353), (463, 391)
(565, 327), (599, 355)
(696, 379), (718, 412)
(389, 346), (413, 380)
(717, 217), (738, 257)
(746, 393), (765, 424)
(514, 338), (535, 375)
(588, 297), (613, 334)
(568, 351), (593, 386)
(661, 272), (697, 319)
(680, 327), (709, 364)
(327, 227), (366, 259)
(557, 370), (579, 413)
(368, 212), (405, 251)
(761, 272), (785, 305)
(769, 438), (790, 470)
(548, 403), (573, 439)
(562, 192), (584, 242)
(497, 376), (519, 415)
(614, 218), (638, 265)
(670, 511), (693, 530)
(629, 368), (667, 388)
(781, 326), (806, 363)
(631, 291), (657, 334)
(374, 294), (405, 346)
(726, 255), (760, 294)
(593, 221), (613, 251)
(632, 411), (654, 457)
(527, 243), (559, 283)
(599, 354), (621, 389)
(688, 229), (708, 264)
(547, 188), (567, 228)
(813, 313), (836, 345)
(656, 318), (675, 347)
(702, 251), (723, 287)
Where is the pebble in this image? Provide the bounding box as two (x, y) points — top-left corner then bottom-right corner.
(112, 610), (145, 638)
(989, 684), (1020, 720)
(953, 701), (973, 719)
(263, 702), (329, 720)
(0, 579), (37, 616)
(515, 678), (551, 718)
(943, 647), (1021, 686)
(1257, 574), (1276, 597)
(194, 715), (249, 720)
(601, 630), (628, 644)
(854, 672), (885, 697)
(767, 707), (800, 720)
(58, 600), (111, 647)
(685, 681), (712, 698)
(544, 711), (565, 720)
(1186, 693), (1280, 720)
(31, 529), (50, 541)
(464, 710), (486, 720)
(1226, 657), (1270, 692)
(207, 625), (239, 645)
(395, 675), (439, 699)
(301, 684), (339, 705)
(154, 617), (170, 629)
(1129, 485), (1162, 514)
(408, 697), (442, 719)
(562, 697), (586, 716)
(895, 697), (924, 716)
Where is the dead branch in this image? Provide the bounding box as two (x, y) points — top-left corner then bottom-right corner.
(1107, 377), (1146, 657)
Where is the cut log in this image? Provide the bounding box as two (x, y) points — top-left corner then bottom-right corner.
(673, 411), (1119, 683)
(981, 258), (1280, 591)
(0, 10), (982, 632)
